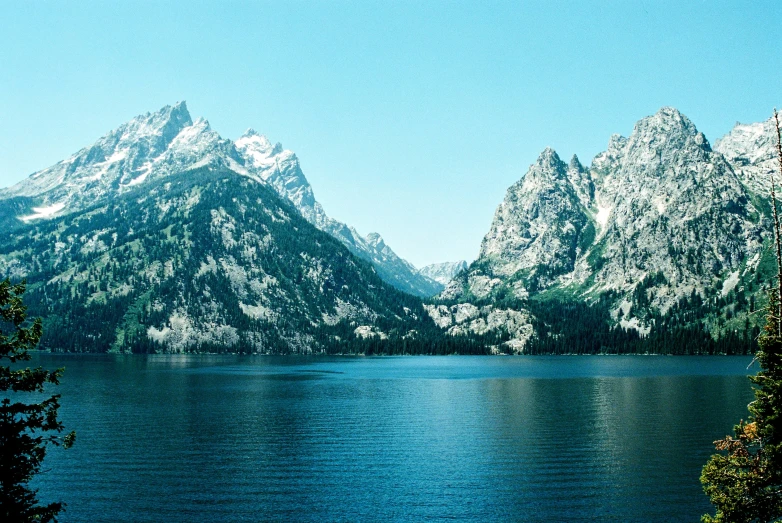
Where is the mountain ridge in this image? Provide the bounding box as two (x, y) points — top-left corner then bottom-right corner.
(0, 102), (442, 298)
(1, 103), (776, 355)
(432, 106), (769, 352)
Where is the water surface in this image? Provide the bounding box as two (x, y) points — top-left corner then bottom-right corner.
(30, 355), (756, 522)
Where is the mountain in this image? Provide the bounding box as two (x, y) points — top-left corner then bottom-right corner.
(2, 103), (774, 355)
(715, 116), (779, 197)
(418, 261), (468, 285)
(433, 107), (767, 354)
(0, 102), (243, 210)
(0, 103), (441, 298)
(232, 130), (442, 297)
(0, 165), (487, 354)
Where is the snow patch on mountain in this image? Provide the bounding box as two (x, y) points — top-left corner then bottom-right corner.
(20, 201), (67, 222)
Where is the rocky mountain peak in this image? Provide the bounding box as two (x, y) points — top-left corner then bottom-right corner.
(0, 102), (203, 203)
(715, 116), (779, 195)
(519, 147), (568, 188)
(465, 143), (591, 295)
(641, 106), (692, 132)
(231, 126), (442, 296)
(171, 117), (216, 145)
(166, 100), (191, 121)
(537, 147), (563, 167)
(567, 154), (594, 208)
(135, 101), (193, 142)
(235, 131), (278, 168)
(607, 133), (627, 149)
(435, 106), (765, 350)
(629, 106), (711, 156)
(0, 102), (449, 299)
(365, 233), (389, 252)
(575, 108), (761, 326)
(591, 134), (628, 177)
(569, 154), (584, 172)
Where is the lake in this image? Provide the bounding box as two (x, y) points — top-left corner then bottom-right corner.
(29, 354), (757, 522)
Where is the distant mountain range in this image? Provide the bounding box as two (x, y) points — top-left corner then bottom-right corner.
(418, 261), (468, 285)
(1, 103), (778, 354)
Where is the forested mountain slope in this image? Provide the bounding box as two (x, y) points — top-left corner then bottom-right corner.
(0, 167), (484, 354)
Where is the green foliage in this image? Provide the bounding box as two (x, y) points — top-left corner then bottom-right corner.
(0, 278), (75, 522)
(523, 290), (755, 356)
(700, 291), (782, 522)
(700, 111), (782, 521)
(0, 169), (492, 355)
(585, 238), (607, 272)
(578, 221), (596, 254)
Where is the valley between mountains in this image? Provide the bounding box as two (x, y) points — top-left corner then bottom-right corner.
(0, 103), (776, 354)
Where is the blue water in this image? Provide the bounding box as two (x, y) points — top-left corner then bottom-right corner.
(28, 355), (756, 522)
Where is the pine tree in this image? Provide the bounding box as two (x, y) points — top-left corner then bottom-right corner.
(0, 278), (75, 522)
(699, 111), (782, 522)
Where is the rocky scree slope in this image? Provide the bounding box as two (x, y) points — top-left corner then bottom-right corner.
(0, 102), (442, 297)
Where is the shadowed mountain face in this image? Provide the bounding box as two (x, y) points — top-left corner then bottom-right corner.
(0, 103), (442, 298)
(434, 107), (767, 352)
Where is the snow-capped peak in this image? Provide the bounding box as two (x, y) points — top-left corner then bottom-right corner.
(632, 106), (706, 146)
(522, 147), (567, 184)
(0, 102), (222, 204)
(235, 131), (285, 168)
(120, 101), (193, 142)
(0, 102), (446, 298)
(365, 232), (385, 248)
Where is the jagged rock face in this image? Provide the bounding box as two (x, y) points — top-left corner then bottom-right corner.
(479, 148), (590, 280)
(715, 117), (779, 197)
(235, 130), (319, 218)
(1, 103), (441, 297)
(422, 303), (533, 354)
(567, 155), (594, 209)
(445, 148), (592, 301)
(432, 107), (766, 343)
(418, 260), (468, 285)
(0, 102), (244, 217)
(579, 108), (763, 313)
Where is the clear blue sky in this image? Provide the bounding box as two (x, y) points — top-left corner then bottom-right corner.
(1, 1), (780, 267)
